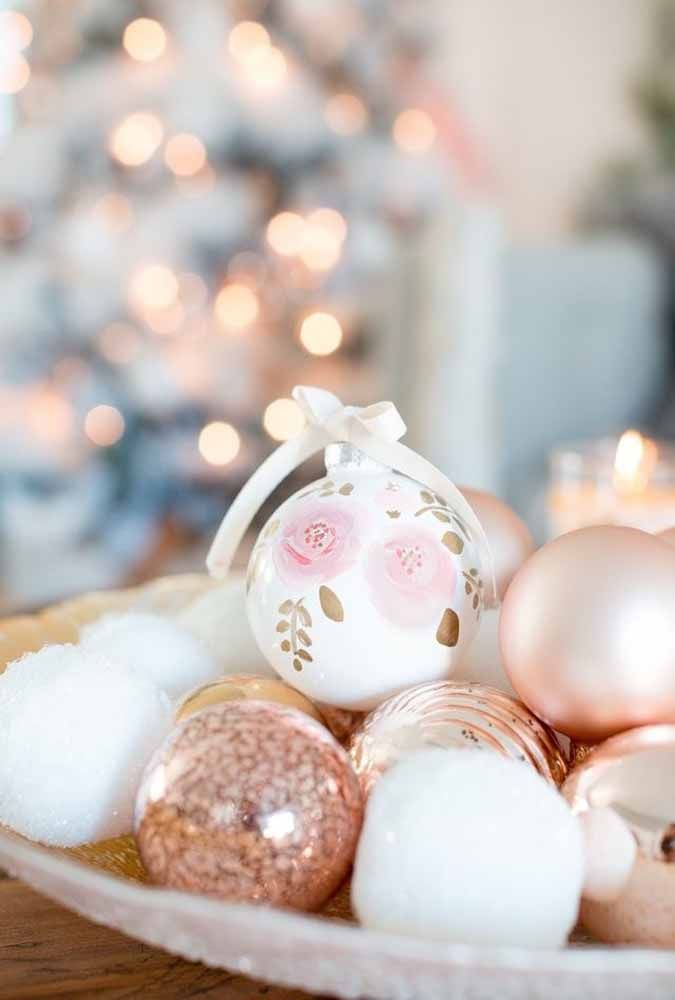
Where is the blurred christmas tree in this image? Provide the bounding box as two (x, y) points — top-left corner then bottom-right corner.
(0, 0), (450, 609)
(584, 0), (675, 249)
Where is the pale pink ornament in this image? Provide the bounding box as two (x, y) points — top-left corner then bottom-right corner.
(460, 487), (535, 600)
(658, 526), (675, 548)
(500, 526), (675, 742)
(247, 444), (487, 710)
(349, 680), (567, 796)
(134, 700), (363, 911)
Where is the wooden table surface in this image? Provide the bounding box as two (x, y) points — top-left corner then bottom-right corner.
(0, 873), (321, 999)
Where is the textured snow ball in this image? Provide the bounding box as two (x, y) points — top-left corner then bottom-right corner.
(81, 612), (221, 701)
(177, 576), (275, 678)
(0, 644), (172, 846)
(352, 749), (584, 948)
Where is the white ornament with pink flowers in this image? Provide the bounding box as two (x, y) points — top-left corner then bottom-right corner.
(246, 446), (486, 710)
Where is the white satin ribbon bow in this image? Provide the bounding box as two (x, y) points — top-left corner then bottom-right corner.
(207, 385), (497, 606)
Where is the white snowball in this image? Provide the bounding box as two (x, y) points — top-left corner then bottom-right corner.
(352, 749), (584, 948)
(579, 807), (637, 903)
(454, 607), (516, 696)
(177, 576), (275, 678)
(81, 612), (221, 701)
(0, 644), (172, 846)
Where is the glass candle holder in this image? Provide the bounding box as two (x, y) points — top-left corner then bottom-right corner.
(547, 430), (675, 538)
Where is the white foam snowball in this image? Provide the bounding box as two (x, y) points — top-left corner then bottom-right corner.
(579, 807), (637, 903)
(0, 644), (172, 846)
(81, 612), (221, 701)
(352, 749), (584, 948)
(454, 607), (516, 696)
(177, 575), (275, 678)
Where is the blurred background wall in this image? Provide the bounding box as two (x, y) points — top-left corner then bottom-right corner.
(1, 0), (674, 611)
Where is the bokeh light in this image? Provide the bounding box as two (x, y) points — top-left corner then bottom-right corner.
(266, 211), (304, 256)
(0, 54), (30, 95)
(228, 20), (270, 60)
(164, 133), (207, 177)
(324, 93), (367, 135)
(27, 387), (74, 445)
(97, 322), (140, 365)
(299, 209), (347, 272)
(129, 263), (179, 311)
(263, 397), (305, 441)
(108, 112), (164, 167)
(214, 282), (259, 332)
(123, 18), (167, 62)
(84, 405), (125, 447)
(393, 108), (437, 154)
(299, 311), (343, 356)
(94, 193), (133, 233)
(0, 11), (33, 51)
(198, 421), (241, 466)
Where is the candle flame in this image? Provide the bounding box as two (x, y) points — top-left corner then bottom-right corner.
(613, 430), (657, 493)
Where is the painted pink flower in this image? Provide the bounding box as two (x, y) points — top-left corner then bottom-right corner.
(365, 526), (457, 627)
(273, 498), (367, 587)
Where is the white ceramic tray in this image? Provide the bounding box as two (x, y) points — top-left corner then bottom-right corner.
(2, 575), (675, 1000)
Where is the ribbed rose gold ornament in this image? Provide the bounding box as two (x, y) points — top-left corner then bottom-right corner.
(349, 680), (567, 796)
(134, 700), (363, 911)
(563, 725), (675, 945)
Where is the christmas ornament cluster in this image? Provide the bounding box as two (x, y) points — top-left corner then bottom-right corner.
(4, 388), (675, 952)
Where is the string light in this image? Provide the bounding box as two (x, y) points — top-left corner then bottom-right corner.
(263, 398), (305, 441)
(393, 108), (437, 154)
(129, 263), (179, 311)
(108, 112), (164, 167)
(324, 93), (367, 135)
(164, 133), (207, 177)
(266, 211), (304, 256)
(0, 11), (33, 51)
(198, 421), (241, 466)
(97, 323), (140, 365)
(0, 54), (30, 94)
(214, 282), (259, 332)
(84, 405), (125, 447)
(299, 312), (343, 356)
(123, 18), (167, 62)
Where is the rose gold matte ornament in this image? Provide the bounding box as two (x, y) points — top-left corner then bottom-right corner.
(460, 487), (535, 600)
(563, 725), (675, 944)
(500, 526), (675, 742)
(175, 673), (325, 724)
(134, 701), (363, 911)
(349, 680), (567, 796)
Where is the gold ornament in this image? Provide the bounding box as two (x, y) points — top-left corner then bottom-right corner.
(175, 673), (325, 724)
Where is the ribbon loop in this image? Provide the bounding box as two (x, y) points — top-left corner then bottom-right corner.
(207, 385), (497, 606)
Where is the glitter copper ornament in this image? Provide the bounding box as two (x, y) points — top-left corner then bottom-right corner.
(349, 680), (567, 796)
(175, 673), (325, 724)
(562, 725), (675, 945)
(501, 526), (675, 742)
(134, 700), (363, 911)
